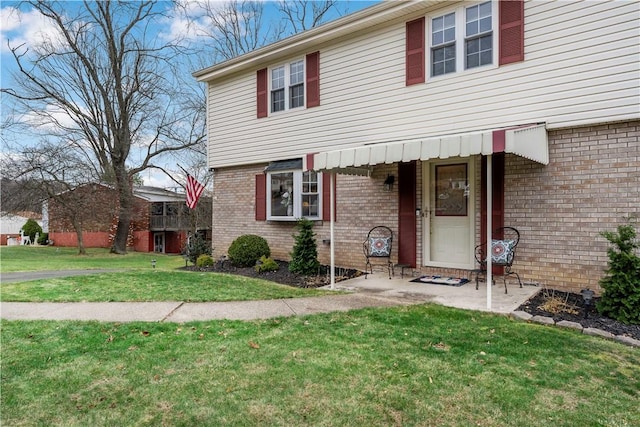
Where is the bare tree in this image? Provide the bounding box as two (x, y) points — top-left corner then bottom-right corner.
(182, 0), (350, 66)
(186, 0), (278, 62)
(1, 1), (202, 254)
(277, 0), (339, 33)
(1, 138), (103, 254)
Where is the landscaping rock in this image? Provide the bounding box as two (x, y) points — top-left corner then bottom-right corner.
(583, 328), (615, 339)
(510, 311), (532, 321)
(613, 336), (640, 348)
(531, 315), (555, 325)
(556, 320), (584, 331)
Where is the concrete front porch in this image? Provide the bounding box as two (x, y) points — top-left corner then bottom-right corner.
(326, 271), (540, 314)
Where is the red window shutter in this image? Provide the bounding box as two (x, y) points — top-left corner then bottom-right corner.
(256, 68), (268, 118)
(499, 0), (524, 65)
(306, 51), (320, 108)
(405, 18), (425, 86)
(255, 174), (266, 221)
(322, 173), (335, 221)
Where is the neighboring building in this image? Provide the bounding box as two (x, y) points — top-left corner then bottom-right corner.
(47, 184), (211, 253)
(0, 212), (43, 245)
(194, 0), (639, 293)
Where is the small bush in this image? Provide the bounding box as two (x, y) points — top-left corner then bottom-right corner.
(289, 218), (320, 275)
(255, 255), (279, 273)
(597, 221), (640, 324)
(196, 254), (214, 268)
(228, 235), (271, 267)
(21, 219), (42, 243)
(184, 234), (212, 264)
(37, 232), (49, 245)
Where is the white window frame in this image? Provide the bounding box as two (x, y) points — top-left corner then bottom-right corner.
(428, 1), (497, 80)
(270, 58), (305, 114)
(267, 170), (322, 221)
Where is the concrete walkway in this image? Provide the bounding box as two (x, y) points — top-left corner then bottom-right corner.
(0, 271), (540, 322)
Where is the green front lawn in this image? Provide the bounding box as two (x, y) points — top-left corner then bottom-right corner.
(0, 246), (185, 272)
(2, 305), (639, 426)
(0, 271), (331, 302)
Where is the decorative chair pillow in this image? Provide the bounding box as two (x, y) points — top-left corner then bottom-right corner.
(369, 237), (391, 257)
(491, 239), (515, 265)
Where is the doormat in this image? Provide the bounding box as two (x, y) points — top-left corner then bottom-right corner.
(410, 275), (470, 287)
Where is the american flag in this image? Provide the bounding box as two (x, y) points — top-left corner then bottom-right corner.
(186, 174), (205, 209)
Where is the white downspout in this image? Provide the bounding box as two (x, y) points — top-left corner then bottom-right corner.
(330, 172), (335, 290)
(486, 155), (493, 311)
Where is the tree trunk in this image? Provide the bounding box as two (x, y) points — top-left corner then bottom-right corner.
(73, 220), (87, 255)
(110, 165), (134, 254)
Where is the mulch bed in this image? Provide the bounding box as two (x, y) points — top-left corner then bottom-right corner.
(517, 289), (640, 340)
(183, 259), (362, 288)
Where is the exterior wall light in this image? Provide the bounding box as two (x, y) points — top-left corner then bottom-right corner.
(383, 175), (395, 191)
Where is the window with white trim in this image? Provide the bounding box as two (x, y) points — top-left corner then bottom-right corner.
(271, 59), (305, 113)
(430, 1), (494, 78)
(267, 170), (321, 220)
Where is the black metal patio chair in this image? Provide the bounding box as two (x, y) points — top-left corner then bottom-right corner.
(363, 226), (393, 279)
(475, 226), (523, 294)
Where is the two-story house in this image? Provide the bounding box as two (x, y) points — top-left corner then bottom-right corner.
(47, 184), (211, 253)
(194, 0), (639, 293)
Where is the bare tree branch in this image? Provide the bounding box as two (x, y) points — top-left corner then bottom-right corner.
(1, 1), (203, 254)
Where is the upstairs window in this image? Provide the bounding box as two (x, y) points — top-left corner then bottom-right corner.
(465, 2), (493, 69)
(429, 1), (494, 78)
(257, 52), (319, 117)
(271, 66), (285, 112)
(271, 59), (305, 113)
(431, 12), (456, 77)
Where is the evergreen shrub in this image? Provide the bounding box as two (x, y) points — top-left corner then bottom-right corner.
(185, 234), (212, 264)
(228, 234), (270, 267)
(21, 219), (42, 243)
(37, 233), (49, 245)
(289, 218), (320, 275)
(596, 221), (640, 324)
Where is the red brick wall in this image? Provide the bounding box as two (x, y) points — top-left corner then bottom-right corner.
(211, 120), (639, 293)
(49, 231), (111, 248)
(48, 184), (151, 251)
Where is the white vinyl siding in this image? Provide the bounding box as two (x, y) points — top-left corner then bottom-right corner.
(207, 0), (639, 169)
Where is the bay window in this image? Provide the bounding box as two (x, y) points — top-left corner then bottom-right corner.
(267, 170), (321, 220)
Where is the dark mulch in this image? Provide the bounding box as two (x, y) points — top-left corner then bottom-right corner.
(184, 259), (362, 288)
(517, 289), (640, 340)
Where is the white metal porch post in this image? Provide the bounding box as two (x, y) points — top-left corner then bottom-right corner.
(486, 154), (493, 310)
(329, 172), (336, 290)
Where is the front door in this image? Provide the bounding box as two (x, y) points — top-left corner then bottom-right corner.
(424, 160), (475, 269)
(153, 232), (165, 253)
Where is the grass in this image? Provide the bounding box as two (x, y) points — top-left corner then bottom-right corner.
(2, 306), (639, 426)
(0, 271), (331, 302)
(1, 246), (639, 425)
(0, 246), (185, 272)
(0, 246), (331, 302)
